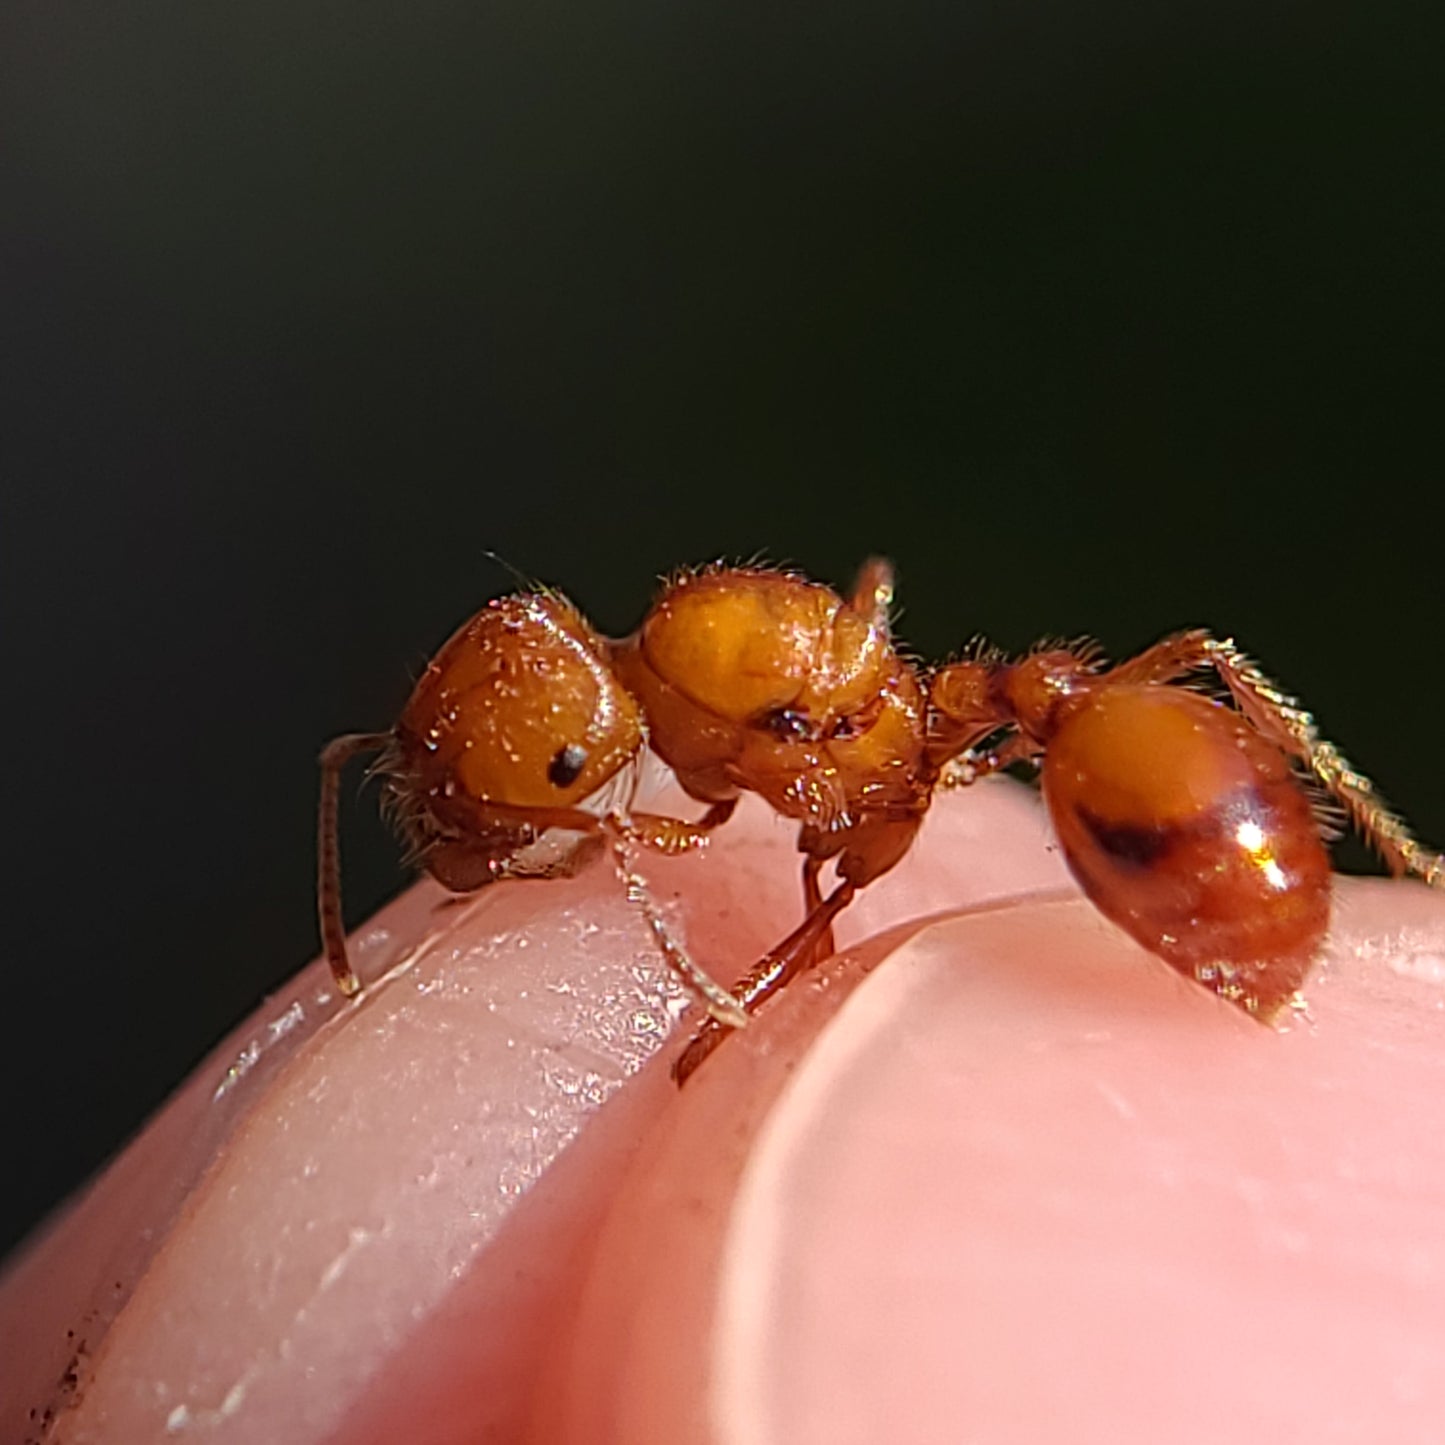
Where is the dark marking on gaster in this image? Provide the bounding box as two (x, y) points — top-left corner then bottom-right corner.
(1076, 807), (1178, 869)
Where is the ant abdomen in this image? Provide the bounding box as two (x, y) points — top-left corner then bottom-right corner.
(1044, 686), (1332, 1017)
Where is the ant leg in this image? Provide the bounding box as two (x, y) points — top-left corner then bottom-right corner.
(424, 828), (603, 888)
(623, 798), (738, 856)
(673, 879), (858, 1085)
(802, 853), (837, 962)
(419, 792), (748, 1019)
(453, 796), (736, 856)
(603, 822), (750, 1031)
(318, 731), (393, 997)
(1102, 628), (1213, 687)
(1112, 630), (1444, 887)
(1202, 638), (1445, 888)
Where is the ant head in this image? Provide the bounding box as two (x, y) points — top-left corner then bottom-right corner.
(394, 592), (644, 809)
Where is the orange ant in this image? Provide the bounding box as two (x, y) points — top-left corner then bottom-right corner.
(321, 564), (1443, 1086)
(318, 588), (748, 1026)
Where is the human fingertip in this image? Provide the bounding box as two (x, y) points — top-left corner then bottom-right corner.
(531, 881), (1445, 1445)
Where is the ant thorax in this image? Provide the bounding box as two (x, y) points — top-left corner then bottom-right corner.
(612, 565), (932, 837)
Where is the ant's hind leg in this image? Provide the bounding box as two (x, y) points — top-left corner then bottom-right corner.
(1202, 638), (1445, 888)
(1112, 630), (1444, 887)
(1101, 628), (1214, 688)
(672, 879), (858, 1085)
(802, 854), (838, 964)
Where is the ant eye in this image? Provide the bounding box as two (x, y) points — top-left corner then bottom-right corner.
(760, 707), (812, 742)
(547, 743), (589, 788)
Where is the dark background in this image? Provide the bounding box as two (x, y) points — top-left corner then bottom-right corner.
(3, 0), (1442, 1257)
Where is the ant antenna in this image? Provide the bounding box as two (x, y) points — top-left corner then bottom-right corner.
(318, 731), (392, 996)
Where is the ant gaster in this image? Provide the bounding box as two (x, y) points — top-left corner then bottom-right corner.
(925, 629), (1445, 1017)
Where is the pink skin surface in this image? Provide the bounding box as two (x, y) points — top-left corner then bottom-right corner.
(4, 780), (1445, 1444)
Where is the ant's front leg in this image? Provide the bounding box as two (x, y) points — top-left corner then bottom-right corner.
(621, 798), (737, 856)
(609, 798), (751, 1026)
(430, 791), (748, 1026)
(602, 807), (750, 1031)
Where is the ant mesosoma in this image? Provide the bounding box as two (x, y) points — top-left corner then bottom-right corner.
(612, 558), (935, 1017)
(318, 564), (1443, 1085)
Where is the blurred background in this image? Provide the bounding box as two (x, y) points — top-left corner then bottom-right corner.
(3, 0), (1442, 1256)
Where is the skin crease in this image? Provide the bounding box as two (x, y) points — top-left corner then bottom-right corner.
(4, 782), (1445, 1443)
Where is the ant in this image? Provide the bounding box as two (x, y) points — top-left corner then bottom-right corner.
(319, 564), (1444, 1087)
(676, 622), (1444, 1079)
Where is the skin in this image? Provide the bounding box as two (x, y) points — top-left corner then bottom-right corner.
(4, 781), (1445, 1444)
